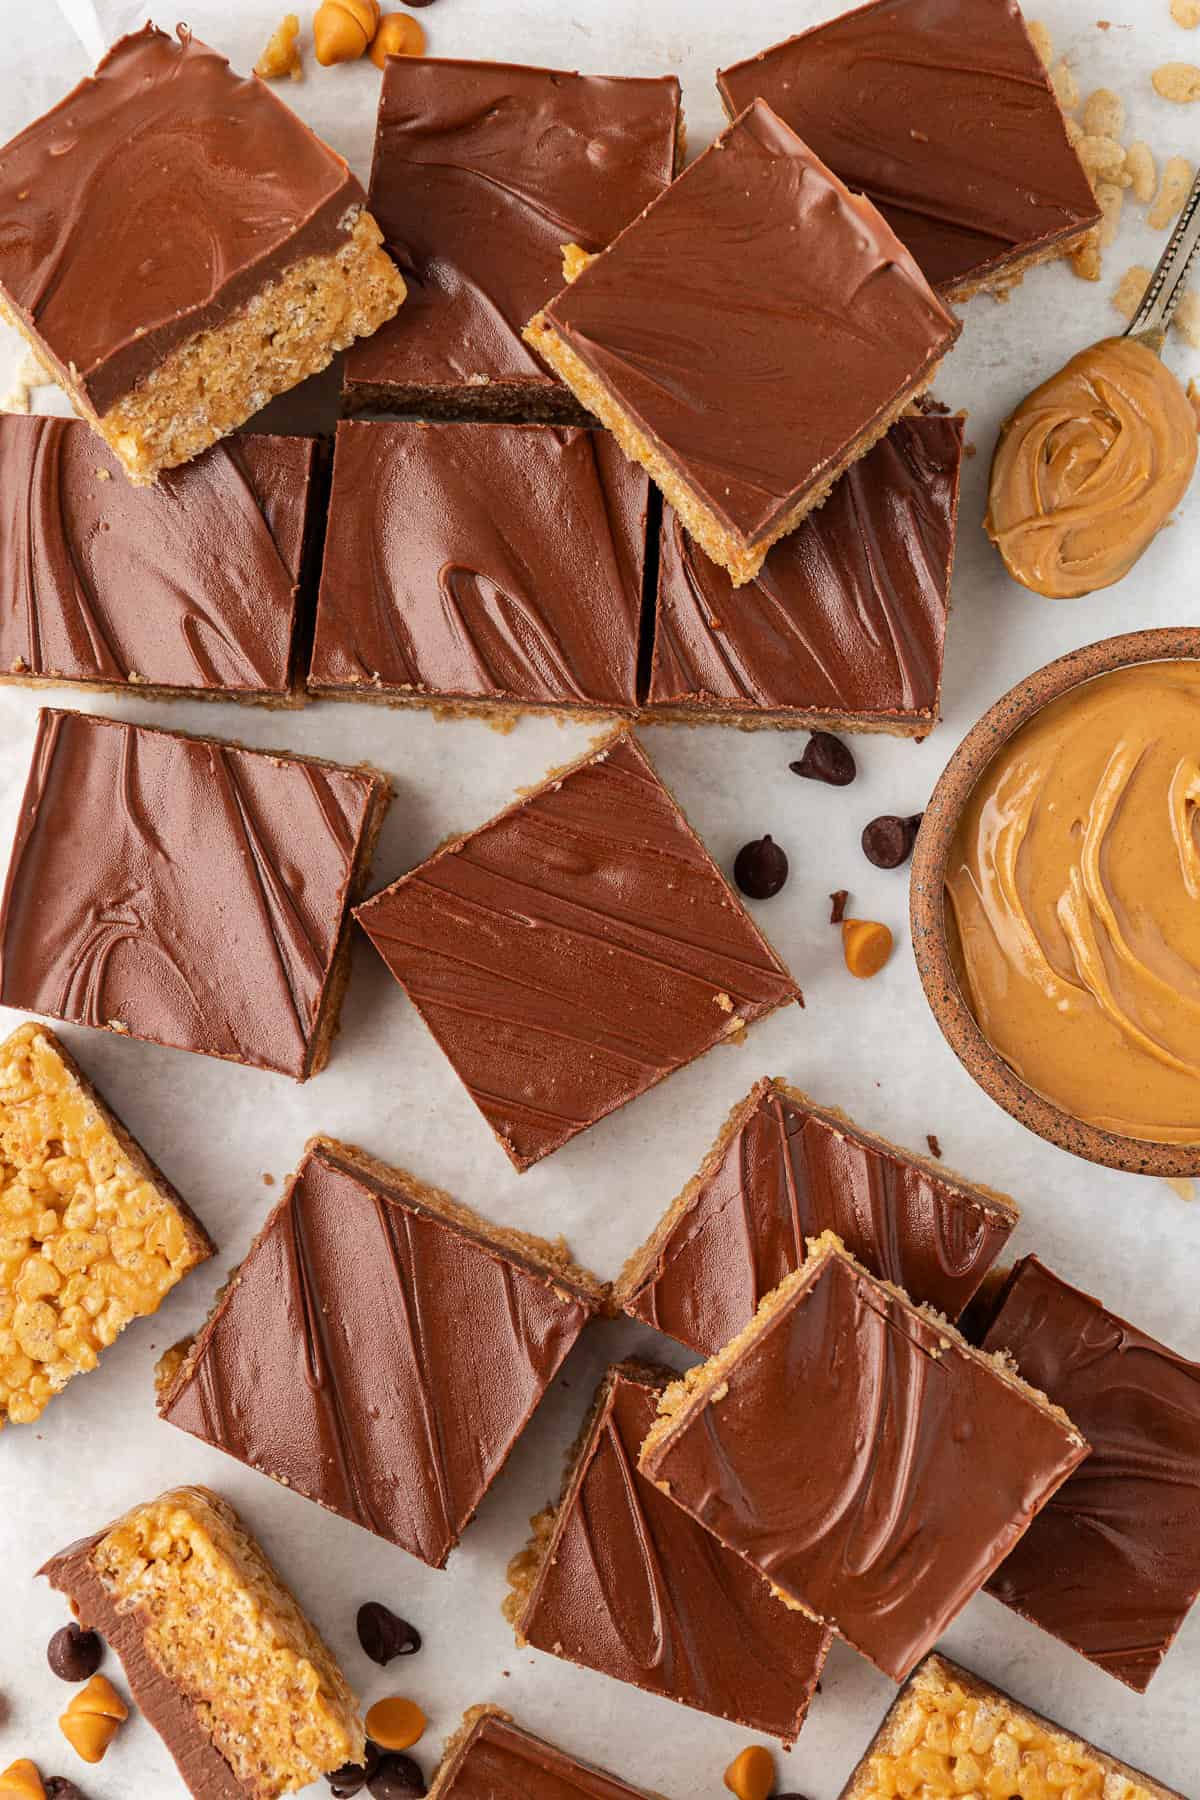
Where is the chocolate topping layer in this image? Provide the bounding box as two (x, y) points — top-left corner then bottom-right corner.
(647, 416), (963, 725)
(539, 101), (960, 547)
(514, 1363), (829, 1738)
(0, 710), (385, 1079)
(355, 731), (801, 1170)
(0, 25), (365, 416)
(0, 417), (316, 696)
(160, 1139), (596, 1567)
(620, 1079), (1016, 1355)
(983, 1256), (1200, 1692)
(434, 1712), (655, 1800)
(718, 0), (1099, 296)
(343, 58), (680, 408)
(640, 1241), (1089, 1682)
(310, 422), (647, 711)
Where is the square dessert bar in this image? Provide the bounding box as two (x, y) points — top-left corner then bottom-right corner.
(0, 710), (390, 1080)
(639, 1233), (1088, 1682)
(506, 1360), (830, 1740)
(0, 418), (322, 703)
(40, 1485), (364, 1800)
(0, 25), (405, 484)
(308, 421), (649, 718)
(0, 1021), (213, 1428)
(341, 58), (682, 419)
(719, 0), (1100, 302)
(615, 1077), (1018, 1356)
(355, 730), (800, 1170)
(526, 100), (961, 586)
(645, 414), (964, 734)
(428, 1708), (662, 1800)
(839, 1651), (1186, 1800)
(158, 1137), (601, 1568)
(982, 1255), (1200, 1692)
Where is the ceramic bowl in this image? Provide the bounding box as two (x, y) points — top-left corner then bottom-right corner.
(910, 626), (1200, 1177)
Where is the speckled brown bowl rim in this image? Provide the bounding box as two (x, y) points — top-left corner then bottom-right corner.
(910, 627), (1200, 1178)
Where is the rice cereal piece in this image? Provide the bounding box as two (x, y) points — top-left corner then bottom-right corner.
(1150, 154), (1194, 226)
(1096, 180), (1124, 246)
(1070, 230), (1104, 280)
(1051, 60), (1080, 111)
(1113, 264), (1153, 318)
(1173, 291), (1200, 346)
(1153, 62), (1200, 101)
(1028, 19), (1054, 65)
(1127, 139), (1158, 202)
(1082, 86), (1124, 135)
(1172, 0), (1200, 24)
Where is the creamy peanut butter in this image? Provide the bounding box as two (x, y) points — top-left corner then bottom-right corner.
(986, 337), (1198, 598)
(946, 660), (1200, 1144)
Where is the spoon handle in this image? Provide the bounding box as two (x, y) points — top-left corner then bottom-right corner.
(1124, 167), (1200, 349)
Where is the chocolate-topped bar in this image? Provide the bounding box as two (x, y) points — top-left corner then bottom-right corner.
(526, 101), (961, 586)
(428, 1709), (660, 1800)
(342, 58), (682, 419)
(158, 1137), (602, 1568)
(0, 417), (320, 702)
(355, 730), (800, 1170)
(615, 1077), (1018, 1356)
(840, 1652), (1186, 1800)
(718, 0), (1099, 300)
(0, 710), (389, 1080)
(639, 1233), (1089, 1682)
(646, 414), (963, 733)
(309, 422), (647, 717)
(982, 1256), (1200, 1692)
(506, 1361), (830, 1739)
(0, 25), (404, 483)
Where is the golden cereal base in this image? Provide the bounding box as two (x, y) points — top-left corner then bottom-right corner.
(92, 1486), (363, 1798)
(0, 1023), (213, 1428)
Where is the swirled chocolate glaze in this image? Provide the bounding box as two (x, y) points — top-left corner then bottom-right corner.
(0, 710), (386, 1078)
(309, 422), (646, 711)
(717, 0), (1099, 297)
(539, 101), (959, 549)
(355, 732), (800, 1171)
(160, 1139), (597, 1567)
(619, 1079), (1016, 1354)
(514, 1362), (829, 1737)
(946, 661), (1200, 1143)
(0, 417), (316, 696)
(0, 25), (365, 416)
(342, 59), (680, 410)
(983, 1256), (1200, 1692)
(646, 416), (962, 727)
(434, 1711), (658, 1800)
(639, 1239), (1088, 1682)
(986, 338), (1198, 598)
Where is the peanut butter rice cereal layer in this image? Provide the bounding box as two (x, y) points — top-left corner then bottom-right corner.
(0, 1022), (213, 1428)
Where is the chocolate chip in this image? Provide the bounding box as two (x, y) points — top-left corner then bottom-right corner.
(733, 835), (788, 899)
(47, 1623), (103, 1682)
(356, 1602), (421, 1665)
(368, 1754), (427, 1800)
(45, 1782), (89, 1800)
(926, 1133), (943, 1159)
(789, 731), (856, 787)
(861, 813), (923, 869)
(829, 889), (849, 925)
(328, 1746), (382, 1798)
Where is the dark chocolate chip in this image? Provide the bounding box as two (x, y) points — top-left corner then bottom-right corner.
(400, 0), (437, 6)
(861, 813), (923, 869)
(829, 889), (849, 925)
(45, 1782), (89, 1800)
(368, 1754), (427, 1800)
(926, 1133), (943, 1159)
(789, 731), (856, 787)
(356, 1602), (421, 1665)
(733, 835), (788, 899)
(328, 1746), (382, 1798)
(47, 1623), (103, 1682)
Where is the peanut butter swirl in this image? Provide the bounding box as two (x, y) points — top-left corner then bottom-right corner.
(986, 337), (1198, 598)
(946, 661), (1200, 1144)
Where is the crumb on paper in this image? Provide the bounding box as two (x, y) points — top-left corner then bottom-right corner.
(1171, 0), (1200, 27)
(1051, 59), (1080, 111)
(255, 13), (302, 81)
(1149, 154), (1193, 227)
(1112, 263), (1152, 318)
(964, 440), (977, 457)
(263, 1172), (276, 1187)
(1082, 86), (1124, 135)
(1028, 19), (1054, 66)
(1174, 291), (1200, 346)
(1152, 62), (1200, 101)
(1126, 140), (1157, 202)
(829, 889), (849, 925)
(926, 1134), (943, 1159)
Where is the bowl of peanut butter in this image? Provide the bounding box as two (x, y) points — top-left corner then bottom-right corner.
(911, 628), (1200, 1174)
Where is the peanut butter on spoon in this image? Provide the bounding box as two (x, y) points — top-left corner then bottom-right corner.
(986, 173), (1200, 598)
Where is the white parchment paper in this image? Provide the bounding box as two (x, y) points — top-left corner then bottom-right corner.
(1, 3), (1199, 1796)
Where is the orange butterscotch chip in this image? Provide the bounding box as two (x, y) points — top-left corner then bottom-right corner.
(364, 1696), (426, 1750)
(314, 0), (380, 64)
(370, 14), (426, 65)
(723, 1746), (775, 1800)
(59, 1673), (128, 1764)
(842, 919), (894, 979)
(0, 1762), (45, 1800)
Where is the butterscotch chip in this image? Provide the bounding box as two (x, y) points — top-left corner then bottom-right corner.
(1127, 139), (1158, 201)
(1150, 153), (1193, 226)
(843, 918), (894, 978)
(0, 1022), (213, 1428)
(1153, 61), (1200, 100)
(0, 1762), (45, 1800)
(58, 1674), (127, 1764)
(255, 14), (302, 80)
(364, 1697), (426, 1751)
(1112, 263), (1152, 318)
(723, 1747), (775, 1800)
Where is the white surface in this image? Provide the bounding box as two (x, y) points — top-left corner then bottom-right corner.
(1, 2), (1199, 1796)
